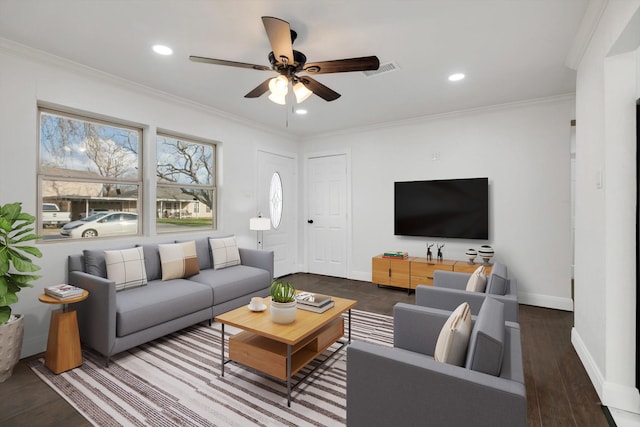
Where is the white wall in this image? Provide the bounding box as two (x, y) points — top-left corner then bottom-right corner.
(572, 1), (640, 414)
(301, 96), (574, 311)
(0, 41), (298, 357)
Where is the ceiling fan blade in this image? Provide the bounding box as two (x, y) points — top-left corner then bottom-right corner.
(262, 16), (295, 66)
(299, 76), (341, 102)
(189, 56), (271, 71)
(244, 78), (272, 98)
(304, 56), (380, 74)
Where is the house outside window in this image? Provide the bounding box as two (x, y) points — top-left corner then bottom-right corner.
(38, 108), (142, 240)
(156, 133), (216, 233)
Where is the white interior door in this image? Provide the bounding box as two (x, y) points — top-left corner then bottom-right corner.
(257, 150), (297, 278)
(307, 154), (348, 277)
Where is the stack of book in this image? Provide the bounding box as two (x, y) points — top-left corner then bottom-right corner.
(295, 292), (335, 313)
(45, 284), (84, 300)
(383, 251), (409, 259)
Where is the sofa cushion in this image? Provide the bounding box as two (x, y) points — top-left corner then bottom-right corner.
(115, 279), (213, 337)
(465, 297), (505, 376)
(176, 237), (212, 270)
(83, 249), (108, 278)
(210, 236), (241, 270)
(486, 262), (508, 295)
(465, 265), (487, 292)
(136, 244), (162, 281)
(158, 241), (200, 280)
(104, 247), (148, 291)
(434, 302), (472, 366)
(189, 265), (270, 305)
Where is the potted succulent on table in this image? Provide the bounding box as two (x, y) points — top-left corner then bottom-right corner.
(0, 202), (42, 382)
(269, 279), (297, 324)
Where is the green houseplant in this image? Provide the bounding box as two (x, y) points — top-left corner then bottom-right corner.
(269, 279), (297, 324)
(0, 202), (42, 382)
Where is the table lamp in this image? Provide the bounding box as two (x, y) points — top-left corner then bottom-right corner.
(249, 216), (271, 249)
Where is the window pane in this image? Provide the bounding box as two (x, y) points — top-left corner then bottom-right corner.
(270, 172), (283, 229)
(157, 135), (213, 185)
(40, 111), (140, 179)
(156, 134), (216, 234)
(156, 186), (214, 233)
(41, 180), (139, 241)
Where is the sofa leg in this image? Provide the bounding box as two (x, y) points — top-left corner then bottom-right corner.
(208, 318), (212, 327)
(104, 356), (111, 368)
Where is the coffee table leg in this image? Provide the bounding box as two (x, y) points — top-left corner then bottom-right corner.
(348, 309), (352, 344)
(287, 344), (292, 407)
(221, 324), (225, 377)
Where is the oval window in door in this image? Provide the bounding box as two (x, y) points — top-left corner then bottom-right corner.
(269, 172), (283, 229)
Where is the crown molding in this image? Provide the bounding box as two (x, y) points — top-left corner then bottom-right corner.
(565, 0), (608, 70)
(304, 93), (576, 141)
(0, 37), (293, 141)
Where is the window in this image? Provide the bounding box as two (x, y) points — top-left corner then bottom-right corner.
(38, 108), (142, 240)
(270, 172), (283, 229)
(156, 133), (216, 233)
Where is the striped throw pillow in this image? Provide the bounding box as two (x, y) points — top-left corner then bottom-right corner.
(209, 236), (241, 270)
(104, 247), (148, 291)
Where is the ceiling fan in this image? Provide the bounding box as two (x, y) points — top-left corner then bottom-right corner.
(189, 16), (380, 104)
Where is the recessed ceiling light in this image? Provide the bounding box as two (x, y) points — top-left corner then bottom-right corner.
(448, 73), (465, 82)
(295, 109), (308, 115)
(152, 44), (173, 56)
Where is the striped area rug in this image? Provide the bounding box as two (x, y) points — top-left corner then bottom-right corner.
(29, 309), (393, 427)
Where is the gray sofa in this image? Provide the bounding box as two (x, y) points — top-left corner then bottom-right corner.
(68, 236), (273, 361)
(416, 261), (520, 322)
(347, 297), (526, 427)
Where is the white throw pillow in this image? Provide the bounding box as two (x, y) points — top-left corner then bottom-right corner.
(434, 302), (472, 366)
(466, 265), (487, 292)
(210, 236), (241, 270)
(158, 241), (200, 281)
(104, 247), (148, 291)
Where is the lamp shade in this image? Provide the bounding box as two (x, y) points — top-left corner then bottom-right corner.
(249, 217), (271, 231)
(268, 76), (288, 96)
(293, 82), (313, 103)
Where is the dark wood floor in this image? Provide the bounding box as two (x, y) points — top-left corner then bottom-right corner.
(0, 273), (610, 426)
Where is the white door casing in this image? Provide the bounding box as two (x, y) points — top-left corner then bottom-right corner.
(306, 153), (349, 278)
(257, 150), (297, 278)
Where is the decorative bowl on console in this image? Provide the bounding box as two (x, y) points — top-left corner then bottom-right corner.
(465, 249), (478, 264)
(478, 245), (494, 265)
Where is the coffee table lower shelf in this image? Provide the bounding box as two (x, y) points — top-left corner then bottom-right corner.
(222, 316), (347, 406)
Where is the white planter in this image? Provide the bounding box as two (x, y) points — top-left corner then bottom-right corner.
(0, 314), (24, 383)
(270, 300), (297, 324)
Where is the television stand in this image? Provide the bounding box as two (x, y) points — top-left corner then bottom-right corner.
(371, 255), (492, 291)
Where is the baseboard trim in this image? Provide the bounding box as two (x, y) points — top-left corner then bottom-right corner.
(518, 292), (574, 311)
(572, 327), (605, 399)
(350, 271), (370, 282)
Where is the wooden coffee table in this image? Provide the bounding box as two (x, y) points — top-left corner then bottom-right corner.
(215, 294), (357, 406)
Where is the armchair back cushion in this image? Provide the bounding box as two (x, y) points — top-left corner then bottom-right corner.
(465, 297), (505, 376)
(486, 262), (508, 295)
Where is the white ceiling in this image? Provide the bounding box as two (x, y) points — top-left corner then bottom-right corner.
(0, 0), (589, 137)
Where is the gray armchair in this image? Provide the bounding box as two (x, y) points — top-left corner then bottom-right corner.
(415, 261), (519, 322)
(346, 298), (526, 427)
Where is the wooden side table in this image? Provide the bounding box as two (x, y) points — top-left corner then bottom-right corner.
(38, 290), (89, 374)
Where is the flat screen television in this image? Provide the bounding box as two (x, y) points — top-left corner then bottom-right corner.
(394, 178), (489, 239)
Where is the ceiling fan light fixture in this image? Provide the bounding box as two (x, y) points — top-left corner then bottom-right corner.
(268, 75), (289, 96)
(268, 92), (287, 105)
(293, 82), (313, 103)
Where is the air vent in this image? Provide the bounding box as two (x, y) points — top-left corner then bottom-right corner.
(363, 61), (399, 77)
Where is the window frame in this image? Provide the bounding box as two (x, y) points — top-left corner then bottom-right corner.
(155, 131), (217, 233)
(37, 106), (143, 241)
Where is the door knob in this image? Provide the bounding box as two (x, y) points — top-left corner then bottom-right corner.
(307, 219), (314, 224)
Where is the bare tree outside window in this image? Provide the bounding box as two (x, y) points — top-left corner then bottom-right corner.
(156, 134), (216, 232)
